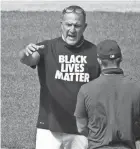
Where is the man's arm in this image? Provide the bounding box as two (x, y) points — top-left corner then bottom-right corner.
(19, 43), (44, 66)
(74, 87), (88, 137)
(76, 117), (88, 137)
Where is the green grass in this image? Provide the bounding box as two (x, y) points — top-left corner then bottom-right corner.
(1, 11), (140, 149)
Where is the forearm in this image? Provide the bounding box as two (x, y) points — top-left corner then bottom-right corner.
(19, 49), (27, 63)
(78, 127), (88, 137)
(19, 49), (40, 66)
(76, 117), (88, 137)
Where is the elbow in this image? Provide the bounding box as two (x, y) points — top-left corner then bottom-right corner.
(77, 127), (83, 134)
(19, 49), (25, 63)
(18, 50), (40, 66)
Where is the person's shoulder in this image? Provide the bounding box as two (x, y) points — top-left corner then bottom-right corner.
(49, 37), (61, 43)
(122, 76), (140, 92)
(37, 37), (60, 44)
(123, 76), (138, 85)
(37, 37), (61, 50)
(84, 39), (95, 45)
(37, 39), (48, 45)
(84, 39), (97, 49)
(44, 37), (62, 48)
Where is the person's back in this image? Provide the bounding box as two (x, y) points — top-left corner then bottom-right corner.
(74, 40), (140, 149)
(82, 71), (140, 149)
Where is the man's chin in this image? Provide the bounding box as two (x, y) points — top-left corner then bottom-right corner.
(66, 40), (77, 46)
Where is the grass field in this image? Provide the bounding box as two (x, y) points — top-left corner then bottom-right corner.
(1, 11), (140, 149)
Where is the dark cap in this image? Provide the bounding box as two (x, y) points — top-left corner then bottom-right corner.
(97, 40), (122, 60)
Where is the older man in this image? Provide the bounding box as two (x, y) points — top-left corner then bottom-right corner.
(19, 5), (100, 149)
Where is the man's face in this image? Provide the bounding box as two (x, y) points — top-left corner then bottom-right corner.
(61, 13), (87, 46)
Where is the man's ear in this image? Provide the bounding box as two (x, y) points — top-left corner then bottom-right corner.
(60, 20), (62, 26)
(83, 23), (87, 31)
(60, 21), (63, 30)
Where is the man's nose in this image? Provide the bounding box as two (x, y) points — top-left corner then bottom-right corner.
(70, 25), (76, 32)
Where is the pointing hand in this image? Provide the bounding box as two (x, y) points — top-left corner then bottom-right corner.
(25, 43), (44, 56)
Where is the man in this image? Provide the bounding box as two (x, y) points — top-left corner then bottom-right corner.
(19, 5), (100, 149)
(74, 39), (140, 149)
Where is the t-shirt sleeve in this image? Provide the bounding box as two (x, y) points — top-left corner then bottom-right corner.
(88, 45), (101, 80)
(89, 61), (101, 81)
(74, 86), (87, 118)
(30, 40), (47, 69)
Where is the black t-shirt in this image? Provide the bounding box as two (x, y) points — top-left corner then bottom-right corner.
(33, 37), (100, 134)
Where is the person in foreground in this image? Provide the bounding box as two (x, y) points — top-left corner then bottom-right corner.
(74, 39), (140, 149)
(19, 5), (100, 149)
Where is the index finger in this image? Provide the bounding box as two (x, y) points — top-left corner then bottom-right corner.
(37, 45), (45, 49)
(34, 44), (45, 50)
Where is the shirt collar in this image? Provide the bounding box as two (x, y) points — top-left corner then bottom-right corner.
(61, 35), (85, 49)
(101, 68), (124, 75)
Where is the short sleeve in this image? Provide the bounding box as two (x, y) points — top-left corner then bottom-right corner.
(74, 86), (87, 118)
(88, 59), (101, 81)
